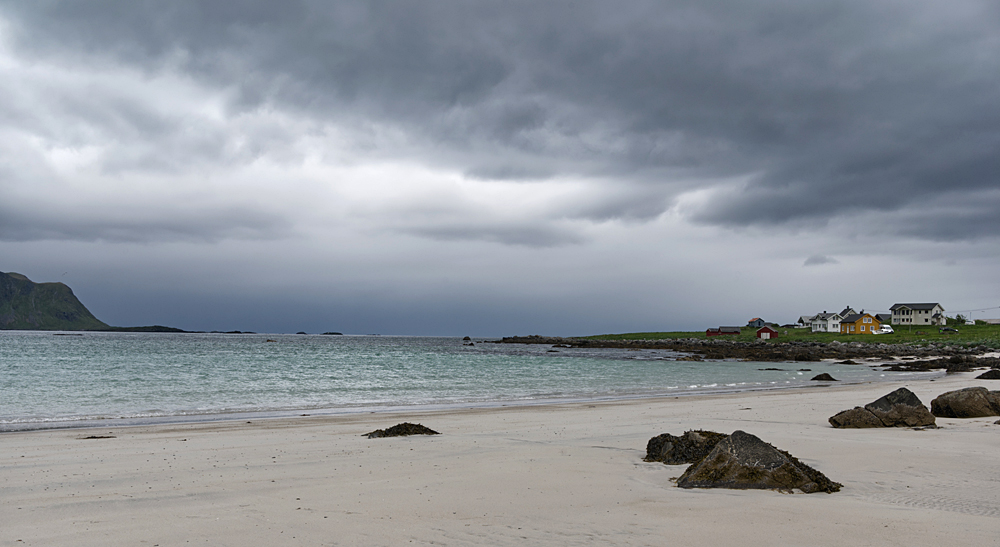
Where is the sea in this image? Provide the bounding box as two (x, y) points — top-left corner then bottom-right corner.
(0, 331), (940, 431)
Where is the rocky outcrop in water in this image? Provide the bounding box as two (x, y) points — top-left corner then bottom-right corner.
(930, 387), (1000, 418)
(494, 335), (992, 363)
(644, 430), (728, 465)
(675, 430), (842, 493)
(811, 373), (838, 381)
(829, 387), (936, 428)
(364, 423), (440, 439)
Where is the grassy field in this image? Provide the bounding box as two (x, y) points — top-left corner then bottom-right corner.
(585, 322), (1000, 348)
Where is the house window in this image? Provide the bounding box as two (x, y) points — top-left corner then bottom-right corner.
(861, 325), (866, 331)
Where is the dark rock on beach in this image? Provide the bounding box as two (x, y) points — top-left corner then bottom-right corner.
(829, 407), (884, 428)
(930, 387), (1000, 418)
(829, 387), (936, 428)
(645, 430), (728, 465)
(676, 430), (841, 493)
(976, 369), (1000, 380)
(364, 423), (440, 439)
(811, 373), (838, 381)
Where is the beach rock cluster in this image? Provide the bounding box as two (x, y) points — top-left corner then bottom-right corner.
(883, 355), (1000, 373)
(495, 335), (993, 363)
(644, 430), (727, 465)
(828, 388), (936, 428)
(645, 430), (841, 493)
(674, 431), (842, 493)
(364, 422), (440, 439)
(977, 369), (1000, 380)
(930, 388), (1000, 418)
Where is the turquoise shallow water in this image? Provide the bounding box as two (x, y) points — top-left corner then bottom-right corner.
(0, 331), (938, 430)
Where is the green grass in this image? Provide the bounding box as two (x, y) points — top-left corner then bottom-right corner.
(1, 272), (109, 331)
(585, 323), (1000, 349)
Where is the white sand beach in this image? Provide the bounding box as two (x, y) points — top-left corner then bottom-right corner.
(2, 373), (998, 546)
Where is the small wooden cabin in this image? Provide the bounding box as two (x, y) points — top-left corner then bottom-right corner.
(756, 326), (779, 339)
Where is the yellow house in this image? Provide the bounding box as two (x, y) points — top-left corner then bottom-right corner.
(839, 312), (881, 334)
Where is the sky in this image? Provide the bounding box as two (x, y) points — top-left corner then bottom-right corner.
(1, 1), (999, 335)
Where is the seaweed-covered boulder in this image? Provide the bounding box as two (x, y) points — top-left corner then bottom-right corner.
(644, 430), (728, 464)
(930, 387), (1000, 418)
(364, 423), (440, 439)
(828, 387), (936, 428)
(976, 369), (1000, 380)
(811, 373), (838, 382)
(676, 430), (841, 493)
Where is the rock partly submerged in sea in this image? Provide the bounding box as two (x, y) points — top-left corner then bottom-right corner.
(644, 430), (728, 465)
(811, 373), (838, 382)
(930, 387), (1000, 418)
(829, 387), (936, 428)
(364, 423), (440, 439)
(676, 430), (842, 493)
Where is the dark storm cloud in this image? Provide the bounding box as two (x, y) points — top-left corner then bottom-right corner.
(407, 224), (585, 248)
(803, 255), (837, 267)
(2, 0), (999, 240)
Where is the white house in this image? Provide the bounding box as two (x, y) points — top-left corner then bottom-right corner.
(810, 311), (842, 333)
(890, 303), (945, 326)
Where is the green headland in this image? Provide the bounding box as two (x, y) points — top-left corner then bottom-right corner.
(1, 271), (109, 330)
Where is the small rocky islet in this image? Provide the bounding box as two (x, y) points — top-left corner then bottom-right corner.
(494, 335), (1000, 368)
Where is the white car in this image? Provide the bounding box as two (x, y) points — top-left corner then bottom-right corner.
(873, 325), (894, 334)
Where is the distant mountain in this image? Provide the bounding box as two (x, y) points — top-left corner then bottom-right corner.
(0, 271), (110, 330)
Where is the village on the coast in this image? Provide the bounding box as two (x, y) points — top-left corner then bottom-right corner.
(708, 302), (981, 339)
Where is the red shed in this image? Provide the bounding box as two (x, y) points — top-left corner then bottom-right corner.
(756, 326), (779, 339)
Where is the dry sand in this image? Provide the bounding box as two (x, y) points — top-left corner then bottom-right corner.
(2, 373), (998, 546)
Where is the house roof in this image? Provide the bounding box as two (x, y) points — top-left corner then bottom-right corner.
(890, 303), (942, 311)
(812, 312), (841, 321)
(838, 307), (856, 317)
(756, 325), (778, 332)
(841, 313), (871, 323)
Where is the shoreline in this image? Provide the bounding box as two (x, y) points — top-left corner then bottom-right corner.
(1, 361), (944, 433)
(2, 372), (997, 545)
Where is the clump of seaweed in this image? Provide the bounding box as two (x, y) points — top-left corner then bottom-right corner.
(364, 422), (440, 439)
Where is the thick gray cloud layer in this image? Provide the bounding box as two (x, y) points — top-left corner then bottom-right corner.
(3, 0), (999, 244)
(2, 1), (999, 333)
